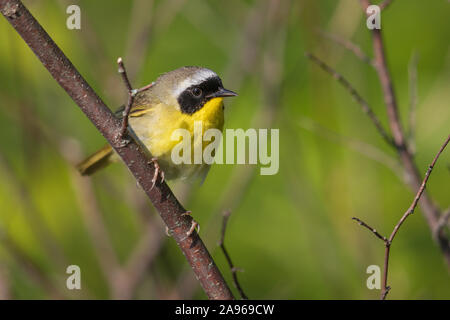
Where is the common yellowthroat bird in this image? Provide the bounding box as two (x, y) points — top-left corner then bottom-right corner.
(77, 66), (237, 183)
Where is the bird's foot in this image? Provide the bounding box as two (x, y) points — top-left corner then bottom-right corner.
(182, 211), (200, 237)
(149, 157), (165, 190)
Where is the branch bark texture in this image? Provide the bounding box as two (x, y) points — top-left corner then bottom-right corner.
(0, 0), (233, 300)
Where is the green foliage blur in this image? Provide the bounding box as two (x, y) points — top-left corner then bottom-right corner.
(0, 0), (449, 299)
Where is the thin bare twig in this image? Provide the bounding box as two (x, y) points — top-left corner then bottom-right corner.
(305, 52), (396, 148)
(318, 30), (374, 66)
(352, 217), (388, 243)
(136, 82), (155, 94)
(170, 0), (275, 299)
(117, 58), (154, 141)
(360, 0), (450, 267)
(219, 211), (248, 300)
(382, 135), (450, 299)
(117, 57), (137, 140)
(0, 0), (233, 300)
(354, 135), (450, 299)
(117, 57), (133, 91)
(388, 136), (450, 244)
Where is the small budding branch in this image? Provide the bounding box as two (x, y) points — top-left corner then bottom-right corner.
(353, 135), (450, 299)
(0, 0), (233, 300)
(219, 211), (248, 300)
(307, 0), (450, 299)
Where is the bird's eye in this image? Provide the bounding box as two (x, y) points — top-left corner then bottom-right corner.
(192, 87), (202, 97)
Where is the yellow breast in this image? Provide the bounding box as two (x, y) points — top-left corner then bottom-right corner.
(129, 97), (224, 180)
(181, 97), (225, 135)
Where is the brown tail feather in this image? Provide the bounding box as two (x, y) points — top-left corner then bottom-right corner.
(77, 145), (114, 176)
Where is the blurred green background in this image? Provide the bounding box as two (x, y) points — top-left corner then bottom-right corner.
(0, 0), (449, 299)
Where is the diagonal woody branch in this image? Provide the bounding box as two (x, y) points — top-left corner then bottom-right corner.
(305, 52), (395, 148)
(354, 135), (450, 299)
(0, 0), (233, 300)
(359, 0), (450, 266)
(317, 30), (374, 66)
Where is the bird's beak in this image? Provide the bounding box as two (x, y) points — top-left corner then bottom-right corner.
(208, 87), (238, 99)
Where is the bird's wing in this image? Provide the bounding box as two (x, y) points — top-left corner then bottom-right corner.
(114, 86), (158, 118)
(114, 105), (153, 118)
